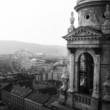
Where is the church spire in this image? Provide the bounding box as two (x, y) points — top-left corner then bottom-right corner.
(102, 5), (110, 34)
(68, 12), (75, 33)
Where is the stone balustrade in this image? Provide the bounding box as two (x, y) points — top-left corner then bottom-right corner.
(74, 93), (91, 105)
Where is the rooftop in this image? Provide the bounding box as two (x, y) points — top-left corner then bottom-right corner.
(27, 91), (50, 105)
(11, 84), (32, 97)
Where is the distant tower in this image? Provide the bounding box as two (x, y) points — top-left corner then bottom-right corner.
(51, 0), (110, 110)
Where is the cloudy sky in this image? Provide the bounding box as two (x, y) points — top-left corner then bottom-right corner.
(0, 0), (78, 46)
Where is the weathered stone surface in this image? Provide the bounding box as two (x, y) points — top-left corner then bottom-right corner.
(77, 0), (110, 5)
(77, 7), (105, 29)
(101, 46), (110, 64)
(66, 92), (74, 108)
(54, 0), (110, 110)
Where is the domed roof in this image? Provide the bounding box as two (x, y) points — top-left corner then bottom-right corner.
(77, 0), (110, 5)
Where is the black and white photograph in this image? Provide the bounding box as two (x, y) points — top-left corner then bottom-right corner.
(0, 0), (110, 110)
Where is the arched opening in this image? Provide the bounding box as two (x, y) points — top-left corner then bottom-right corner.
(78, 53), (94, 95)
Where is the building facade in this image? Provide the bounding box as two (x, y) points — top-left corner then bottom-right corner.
(52, 0), (110, 110)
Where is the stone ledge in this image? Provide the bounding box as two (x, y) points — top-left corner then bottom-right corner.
(51, 101), (74, 110)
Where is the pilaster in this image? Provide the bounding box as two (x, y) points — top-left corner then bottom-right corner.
(68, 50), (75, 93)
(92, 55), (100, 99)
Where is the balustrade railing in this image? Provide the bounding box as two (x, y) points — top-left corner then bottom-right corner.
(74, 93), (91, 105)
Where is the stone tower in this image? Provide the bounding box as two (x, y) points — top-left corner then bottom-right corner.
(51, 0), (110, 110)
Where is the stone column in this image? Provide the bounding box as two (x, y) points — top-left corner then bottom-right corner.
(92, 55), (100, 98)
(75, 61), (78, 92)
(68, 51), (75, 92)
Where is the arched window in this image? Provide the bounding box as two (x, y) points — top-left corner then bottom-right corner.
(78, 53), (94, 95)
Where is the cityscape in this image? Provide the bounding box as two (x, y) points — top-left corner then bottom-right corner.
(0, 0), (110, 110)
(0, 49), (67, 110)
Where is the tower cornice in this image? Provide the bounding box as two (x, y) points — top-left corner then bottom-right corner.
(75, 1), (110, 12)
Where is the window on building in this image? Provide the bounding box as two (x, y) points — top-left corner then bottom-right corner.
(78, 53), (94, 95)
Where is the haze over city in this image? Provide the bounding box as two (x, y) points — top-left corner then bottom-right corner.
(0, 0), (78, 46)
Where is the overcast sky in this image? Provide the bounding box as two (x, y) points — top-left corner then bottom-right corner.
(0, 0), (78, 46)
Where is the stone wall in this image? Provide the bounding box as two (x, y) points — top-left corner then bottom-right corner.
(101, 45), (110, 97)
(78, 6), (105, 29)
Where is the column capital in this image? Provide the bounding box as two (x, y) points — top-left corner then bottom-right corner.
(68, 48), (76, 54)
(93, 48), (101, 55)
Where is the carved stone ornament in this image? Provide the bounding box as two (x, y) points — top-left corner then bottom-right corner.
(63, 26), (102, 41)
(103, 72), (110, 101)
(102, 5), (110, 34)
(59, 67), (68, 105)
(60, 67), (68, 91)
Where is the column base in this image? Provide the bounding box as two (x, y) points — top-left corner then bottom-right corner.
(66, 91), (74, 108)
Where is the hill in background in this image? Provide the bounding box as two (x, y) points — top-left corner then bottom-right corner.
(0, 40), (67, 56)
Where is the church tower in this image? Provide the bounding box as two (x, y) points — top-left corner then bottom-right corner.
(51, 0), (110, 110)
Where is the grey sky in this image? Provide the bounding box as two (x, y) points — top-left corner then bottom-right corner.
(0, 0), (78, 46)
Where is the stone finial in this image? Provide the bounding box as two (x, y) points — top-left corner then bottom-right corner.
(102, 5), (110, 34)
(70, 12), (74, 25)
(105, 5), (110, 19)
(68, 12), (75, 33)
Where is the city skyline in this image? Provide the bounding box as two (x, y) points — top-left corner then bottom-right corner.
(0, 0), (78, 46)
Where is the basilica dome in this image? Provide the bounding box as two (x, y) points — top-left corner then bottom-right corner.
(77, 0), (110, 5)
